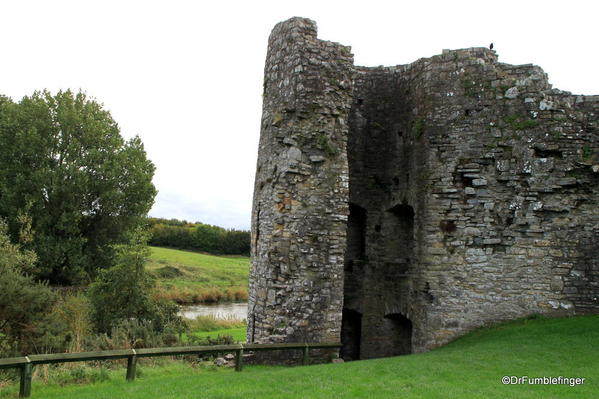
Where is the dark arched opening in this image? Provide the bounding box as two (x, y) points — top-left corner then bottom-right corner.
(383, 204), (414, 273)
(340, 308), (362, 361)
(384, 313), (412, 356)
(345, 203), (367, 272)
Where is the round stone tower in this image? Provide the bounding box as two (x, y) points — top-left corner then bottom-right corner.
(247, 17), (354, 348)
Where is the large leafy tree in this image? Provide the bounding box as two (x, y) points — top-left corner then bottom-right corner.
(0, 90), (156, 284)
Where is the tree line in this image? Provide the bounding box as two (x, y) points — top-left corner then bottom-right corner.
(0, 90), (184, 358)
(147, 218), (250, 256)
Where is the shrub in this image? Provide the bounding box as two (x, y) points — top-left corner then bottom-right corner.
(48, 365), (110, 386)
(153, 265), (185, 279)
(88, 229), (184, 335)
(0, 219), (58, 356)
(53, 293), (93, 353)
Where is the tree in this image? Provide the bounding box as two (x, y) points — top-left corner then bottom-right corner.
(191, 224), (223, 253)
(0, 219), (58, 355)
(222, 229), (251, 255)
(0, 90), (157, 284)
(88, 229), (182, 335)
(146, 217), (251, 255)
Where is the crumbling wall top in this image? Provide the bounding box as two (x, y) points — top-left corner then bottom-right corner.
(269, 17), (317, 43)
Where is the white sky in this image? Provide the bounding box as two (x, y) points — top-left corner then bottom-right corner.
(1, 0), (597, 230)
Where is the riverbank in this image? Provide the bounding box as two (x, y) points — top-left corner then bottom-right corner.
(146, 246), (250, 304)
(179, 302), (247, 320)
(185, 315), (246, 343)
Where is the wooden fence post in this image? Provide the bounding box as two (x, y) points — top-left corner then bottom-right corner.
(0, 341), (341, 395)
(302, 345), (310, 366)
(235, 348), (244, 372)
(126, 350), (137, 382)
(19, 361), (32, 398)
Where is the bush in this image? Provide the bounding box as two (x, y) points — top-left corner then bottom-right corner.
(0, 219), (59, 356)
(153, 265), (184, 279)
(53, 293), (93, 353)
(187, 334), (236, 346)
(107, 319), (179, 349)
(88, 229), (184, 336)
(51, 365), (110, 386)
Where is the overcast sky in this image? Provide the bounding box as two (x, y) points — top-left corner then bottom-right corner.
(1, 0), (597, 230)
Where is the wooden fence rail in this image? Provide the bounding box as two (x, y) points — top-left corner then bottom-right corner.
(0, 342), (341, 398)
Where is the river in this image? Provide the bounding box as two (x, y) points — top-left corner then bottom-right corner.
(179, 302), (248, 320)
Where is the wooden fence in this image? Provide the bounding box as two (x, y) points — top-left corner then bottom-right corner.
(0, 342), (341, 397)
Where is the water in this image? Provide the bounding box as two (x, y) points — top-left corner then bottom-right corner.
(179, 302), (248, 320)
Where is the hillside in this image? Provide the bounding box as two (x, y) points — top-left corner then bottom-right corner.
(3, 315), (597, 398)
(146, 246), (250, 303)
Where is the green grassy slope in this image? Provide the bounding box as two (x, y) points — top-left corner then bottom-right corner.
(3, 315), (597, 398)
(146, 246), (250, 303)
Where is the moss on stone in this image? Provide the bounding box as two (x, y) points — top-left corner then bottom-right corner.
(503, 115), (539, 130)
(317, 134), (339, 157)
(582, 144), (593, 160)
(272, 112), (284, 126)
(413, 119), (425, 138)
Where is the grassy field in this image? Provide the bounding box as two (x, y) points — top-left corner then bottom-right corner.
(2, 315), (597, 398)
(146, 246), (250, 303)
(192, 327), (246, 342)
(184, 316), (247, 343)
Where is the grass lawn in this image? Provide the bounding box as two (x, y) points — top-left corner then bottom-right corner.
(146, 246), (249, 303)
(2, 315), (597, 398)
(183, 317), (247, 343)
(192, 327), (246, 342)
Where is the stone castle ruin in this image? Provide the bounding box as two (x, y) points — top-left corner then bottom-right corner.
(247, 17), (598, 360)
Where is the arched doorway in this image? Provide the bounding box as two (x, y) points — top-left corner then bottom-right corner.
(384, 313), (412, 355)
(340, 308), (362, 361)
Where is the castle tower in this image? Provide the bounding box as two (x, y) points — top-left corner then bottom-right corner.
(249, 17), (599, 361)
(247, 17), (354, 347)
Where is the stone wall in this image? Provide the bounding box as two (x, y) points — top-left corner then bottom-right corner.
(249, 17), (599, 360)
(344, 47), (599, 357)
(247, 17), (353, 348)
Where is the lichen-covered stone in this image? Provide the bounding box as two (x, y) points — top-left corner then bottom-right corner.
(248, 17), (599, 361)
